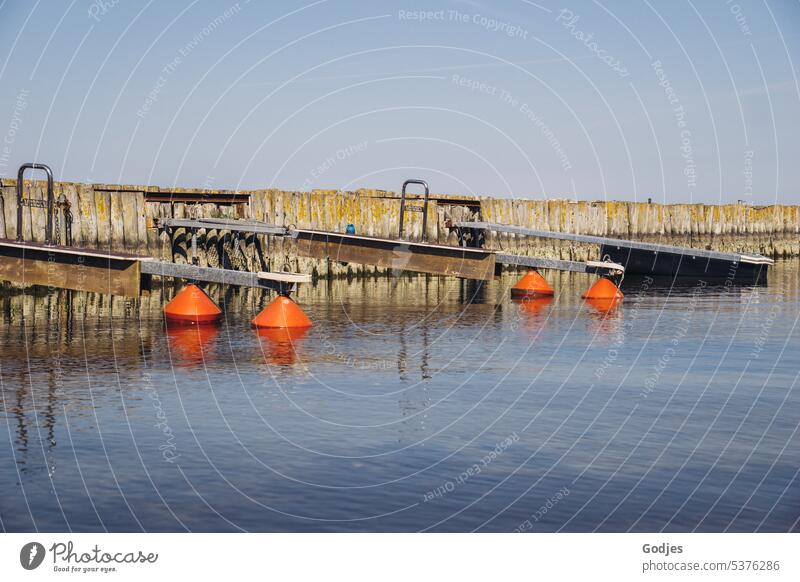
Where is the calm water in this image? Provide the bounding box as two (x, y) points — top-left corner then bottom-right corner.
(1, 262), (798, 532)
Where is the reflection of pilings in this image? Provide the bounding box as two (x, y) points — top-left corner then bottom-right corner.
(5, 262), (792, 333)
(12, 378), (28, 464)
(421, 324), (430, 380)
(397, 323), (407, 382)
(45, 365), (57, 449)
(0, 289), (161, 360)
(459, 278), (486, 305)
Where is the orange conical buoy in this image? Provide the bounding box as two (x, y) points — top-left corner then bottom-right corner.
(511, 271), (554, 298)
(582, 277), (624, 300)
(164, 284), (222, 324)
(252, 296), (312, 329)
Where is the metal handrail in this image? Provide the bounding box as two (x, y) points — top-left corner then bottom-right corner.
(398, 179), (430, 242)
(16, 163), (54, 244)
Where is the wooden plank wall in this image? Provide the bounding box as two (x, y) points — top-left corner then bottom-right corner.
(0, 179), (797, 280)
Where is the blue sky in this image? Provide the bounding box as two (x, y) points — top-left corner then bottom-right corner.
(0, 0), (798, 203)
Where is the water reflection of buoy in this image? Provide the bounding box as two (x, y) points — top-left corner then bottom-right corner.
(256, 327), (309, 366)
(513, 295), (554, 314)
(252, 296), (312, 329)
(511, 271), (554, 298)
(585, 297), (623, 337)
(166, 323), (219, 366)
(582, 277), (624, 300)
(584, 297), (623, 315)
(164, 284), (222, 324)
(513, 296), (554, 333)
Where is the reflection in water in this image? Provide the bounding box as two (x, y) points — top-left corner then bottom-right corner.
(512, 296), (554, 334)
(459, 278), (487, 304)
(513, 296), (554, 314)
(0, 260), (799, 531)
(255, 327), (309, 366)
(583, 297), (623, 315)
(396, 321), (433, 382)
(165, 322), (220, 367)
(583, 297), (624, 339)
(397, 324), (408, 381)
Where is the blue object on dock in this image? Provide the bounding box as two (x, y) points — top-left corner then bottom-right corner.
(346, 224), (355, 234)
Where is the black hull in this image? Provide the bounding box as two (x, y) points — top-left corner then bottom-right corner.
(601, 244), (768, 283)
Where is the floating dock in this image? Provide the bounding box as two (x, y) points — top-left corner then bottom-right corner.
(0, 238), (309, 296)
(455, 221), (773, 281)
(154, 217), (626, 281)
(0, 164), (773, 301)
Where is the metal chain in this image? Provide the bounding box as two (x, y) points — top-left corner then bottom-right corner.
(282, 223), (296, 272)
(54, 195), (63, 245)
(53, 193), (72, 246)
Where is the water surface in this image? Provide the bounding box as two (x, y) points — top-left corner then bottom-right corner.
(1, 262), (798, 532)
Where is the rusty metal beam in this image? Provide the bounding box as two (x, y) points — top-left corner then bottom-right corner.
(141, 260), (302, 294)
(495, 253), (624, 275)
(0, 239), (143, 296)
(293, 230), (496, 281)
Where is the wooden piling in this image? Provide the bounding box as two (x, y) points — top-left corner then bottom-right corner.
(0, 178), (797, 279)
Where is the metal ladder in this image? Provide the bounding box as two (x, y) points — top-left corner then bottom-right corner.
(16, 163), (71, 245)
(398, 179), (430, 242)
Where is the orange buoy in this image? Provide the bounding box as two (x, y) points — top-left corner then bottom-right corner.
(582, 277), (624, 300)
(511, 270), (554, 298)
(163, 284), (222, 324)
(252, 295), (312, 329)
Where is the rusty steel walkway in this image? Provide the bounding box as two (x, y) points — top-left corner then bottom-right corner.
(153, 216), (626, 281)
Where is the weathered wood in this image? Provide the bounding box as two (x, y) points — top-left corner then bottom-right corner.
(0, 188), (5, 239)
(77, 183), (97, 247)
(29, 183), (44, 242)
(3, 178), (799, 263)
(109, 189), (125, 249)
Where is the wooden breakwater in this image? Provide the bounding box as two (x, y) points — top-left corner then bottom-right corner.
(0, 178), (797, 278)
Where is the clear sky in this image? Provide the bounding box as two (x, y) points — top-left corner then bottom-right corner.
(0, 0), (798, 204)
